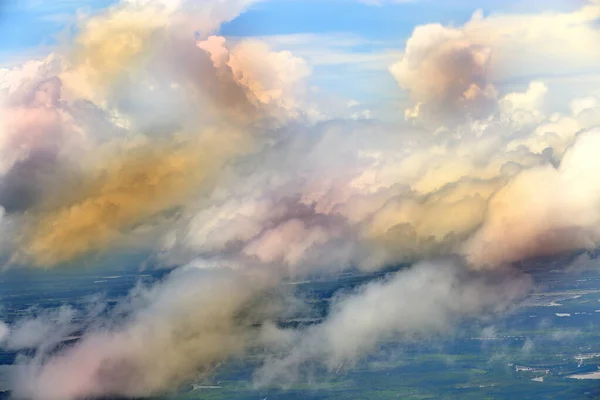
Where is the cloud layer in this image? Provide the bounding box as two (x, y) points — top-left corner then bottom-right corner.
(1, 0), (600, 399)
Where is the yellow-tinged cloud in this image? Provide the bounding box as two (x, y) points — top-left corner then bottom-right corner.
(0, 0), (306, 267)
(15, 129), (250, 267)
(465, 129), (600, 267)
(60, 6), (169, 103)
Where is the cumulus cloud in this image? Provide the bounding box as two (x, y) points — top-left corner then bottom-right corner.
(390, 23), (497, 123)
(390, 2), (600, 124)
(0, 0), (308, 267)
(5, 0), (597, 272)
(13, 136), (246, 267)
(466, 128), (600, 267)
(2, 0), (600, 398)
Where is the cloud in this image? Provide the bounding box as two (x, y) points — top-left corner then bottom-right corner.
(14, 137), (245, 267)
(198, 35), (311, 116)
(10, 267), (276, 400)
(465, 4), (600, 81)
(3, 306), (81, 352)
(2, 0), (600, 397)
(390, 23), (497, 123)
(254, 259), (531, 385)
(466, 127), (600, 267)
(7, 258), (531, 399)
(0, 321), (8, 344)
(160, 68), (599, 272)
(389, 3), (600, 124)
(0, 0), (309, 267)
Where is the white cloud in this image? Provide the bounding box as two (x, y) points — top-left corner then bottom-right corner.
(255, 259), (531, 385)
(389, 3), (600, 123)
(3, 0), (600, 397)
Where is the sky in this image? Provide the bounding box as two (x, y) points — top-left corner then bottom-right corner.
(0, 0), (587, 48)
(0, 0), (589, 104)
(1, 0), (600, 399)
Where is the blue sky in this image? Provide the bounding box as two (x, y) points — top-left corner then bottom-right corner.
(0, 0), (115, 51)
(0, 0), (587, 113)
(221, 0), (584, 40)
(0, 0), (584, 54)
